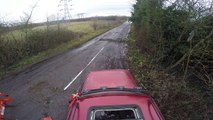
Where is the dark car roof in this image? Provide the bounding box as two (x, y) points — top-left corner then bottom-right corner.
(82, 69), (137, 91)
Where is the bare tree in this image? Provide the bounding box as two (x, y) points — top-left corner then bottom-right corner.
(0, 16), (9, 39)
(46, 13), (50, 33)
(20, 0), (39, 40)
(57, 13), (61, 32)
(91, 17), (98, 31)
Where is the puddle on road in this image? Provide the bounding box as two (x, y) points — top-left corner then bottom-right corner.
(28, 81), (62, 104)
(100, 38), (124, 43)
(29, 81), (49, 93)
(96, 56), (129, 70)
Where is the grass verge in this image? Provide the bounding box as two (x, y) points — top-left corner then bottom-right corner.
(126, 36), (213, 120)
(0, 26), (112, 79)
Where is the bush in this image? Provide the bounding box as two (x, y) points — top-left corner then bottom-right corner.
(130, 0), (213, 87)
(130, 0), (213, 119)
(0, 29), (79, 69)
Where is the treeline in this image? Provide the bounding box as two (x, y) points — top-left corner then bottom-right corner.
(130, 0), (213, 87)
(5, 16), (128, 32)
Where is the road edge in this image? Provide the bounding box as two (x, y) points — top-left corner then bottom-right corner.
(0, 25), (120, 80)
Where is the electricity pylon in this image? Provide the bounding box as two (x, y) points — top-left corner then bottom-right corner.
(77, 13), (85, 19)
(58, 0), (72, 20)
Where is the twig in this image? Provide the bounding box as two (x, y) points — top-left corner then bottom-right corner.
(168, 29), (213, 70)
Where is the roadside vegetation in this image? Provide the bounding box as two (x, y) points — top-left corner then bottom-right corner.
(129, 0), (213, 119)
(0, 16), (126, 79)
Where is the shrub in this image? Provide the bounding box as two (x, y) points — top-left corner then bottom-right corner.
(0, 29), (79, 69)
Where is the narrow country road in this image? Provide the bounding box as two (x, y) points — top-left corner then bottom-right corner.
(0, 22), (130, 120)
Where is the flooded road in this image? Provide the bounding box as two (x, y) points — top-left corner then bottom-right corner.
(0, 22), (130, 120)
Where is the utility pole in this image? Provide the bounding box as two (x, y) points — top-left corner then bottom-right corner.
(58, 0), (72, 20)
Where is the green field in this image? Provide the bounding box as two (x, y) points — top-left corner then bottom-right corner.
(0, 19), (123, 79)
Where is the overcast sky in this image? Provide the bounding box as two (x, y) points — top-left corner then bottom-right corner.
(0, 0), (135, 23)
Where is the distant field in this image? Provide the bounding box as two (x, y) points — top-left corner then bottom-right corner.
(3, 20), (117, 41)
(0, 18), (125, 79)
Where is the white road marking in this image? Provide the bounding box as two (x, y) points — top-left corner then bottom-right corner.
(64, 47), (105, 90)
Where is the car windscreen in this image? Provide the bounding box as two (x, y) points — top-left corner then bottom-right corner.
(88, 105), (144, 120)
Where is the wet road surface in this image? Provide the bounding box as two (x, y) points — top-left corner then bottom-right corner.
(0, 22), (130, 120)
